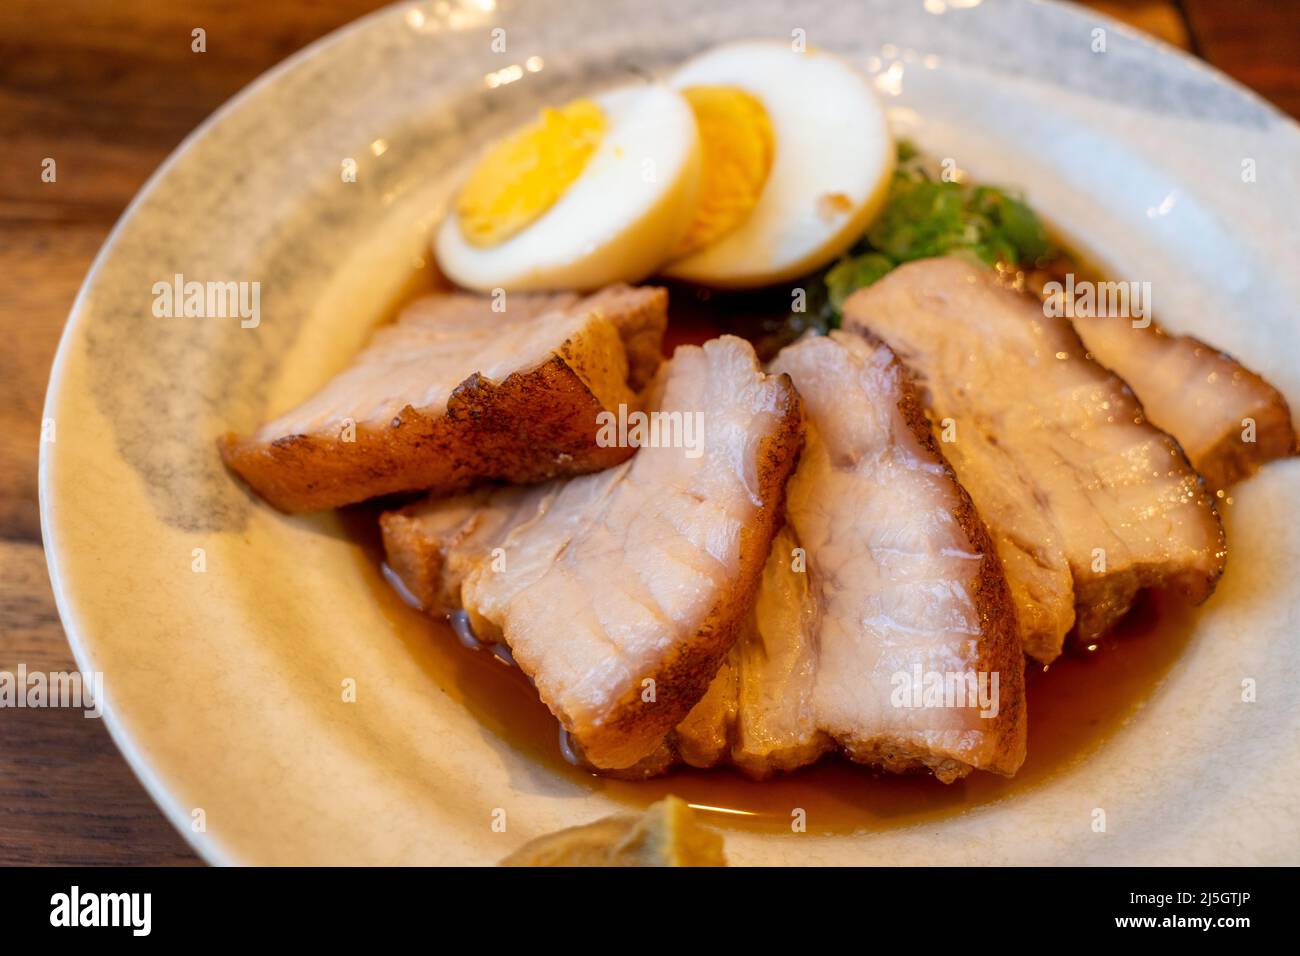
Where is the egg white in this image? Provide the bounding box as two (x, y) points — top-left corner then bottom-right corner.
(662, 41), (894, 288)
(435, 84), (701, 293)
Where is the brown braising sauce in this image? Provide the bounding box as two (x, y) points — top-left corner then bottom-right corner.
(343, 506), (1198, 835)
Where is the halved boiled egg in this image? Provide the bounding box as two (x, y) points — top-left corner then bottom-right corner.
(435, 84), (701, 292)
(662, 41), (894, 288)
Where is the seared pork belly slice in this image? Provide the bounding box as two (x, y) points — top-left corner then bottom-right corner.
(843, 257), (1225, 660)
(221, 285), (667, 512)
(385, 336), (803, 770)
(670, 333), (1026, 781)
(1073, 315), (1296, 492)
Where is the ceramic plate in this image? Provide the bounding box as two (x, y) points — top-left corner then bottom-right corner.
(41, 0), (1300, 865)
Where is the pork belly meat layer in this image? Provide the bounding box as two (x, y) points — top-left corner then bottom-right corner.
(666, 333), (1026, 781)
(385, 336), (804, 770)
(1073, 314), (1296, 492)
(221, 285), (667, 512)
(843, 257), (1225, 662)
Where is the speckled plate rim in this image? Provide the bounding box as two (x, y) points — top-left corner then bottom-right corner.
(38, 3), (425, 870)
(40, 0), (1300, 866)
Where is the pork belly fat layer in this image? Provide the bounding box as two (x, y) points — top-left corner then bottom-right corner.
(672, 332), (1027, 781)
(220, 285), (668, 512)
(843, 257), (1225, 662)
(1073, 315), (1297, 491)
(387, 336), (804, 771)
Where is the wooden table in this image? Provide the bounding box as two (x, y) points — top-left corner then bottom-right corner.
(1, 0), (1295, 866)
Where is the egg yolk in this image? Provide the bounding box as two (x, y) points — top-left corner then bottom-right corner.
(670, 85), (774, 259)
(456, 98), (607, 247)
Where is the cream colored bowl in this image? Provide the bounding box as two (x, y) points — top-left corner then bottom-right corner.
(41, 0), (1300, 864)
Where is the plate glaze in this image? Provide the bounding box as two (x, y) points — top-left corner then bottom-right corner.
(41, 0), (1300, 864)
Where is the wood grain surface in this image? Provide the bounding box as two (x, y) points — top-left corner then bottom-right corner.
(0, 0), (1295, 866)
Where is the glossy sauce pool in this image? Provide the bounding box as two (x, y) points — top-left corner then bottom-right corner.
(344, 262), (1209, 835)
(341, 508), (1200, 837)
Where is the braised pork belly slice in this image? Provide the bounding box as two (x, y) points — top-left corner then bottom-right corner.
(384, 336), (803, 770)
(843, 257), (1225, 662)
(1072, 315), (1296, 492)
(663, 333), (1025, 781)
(221, 284), (667, 512)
